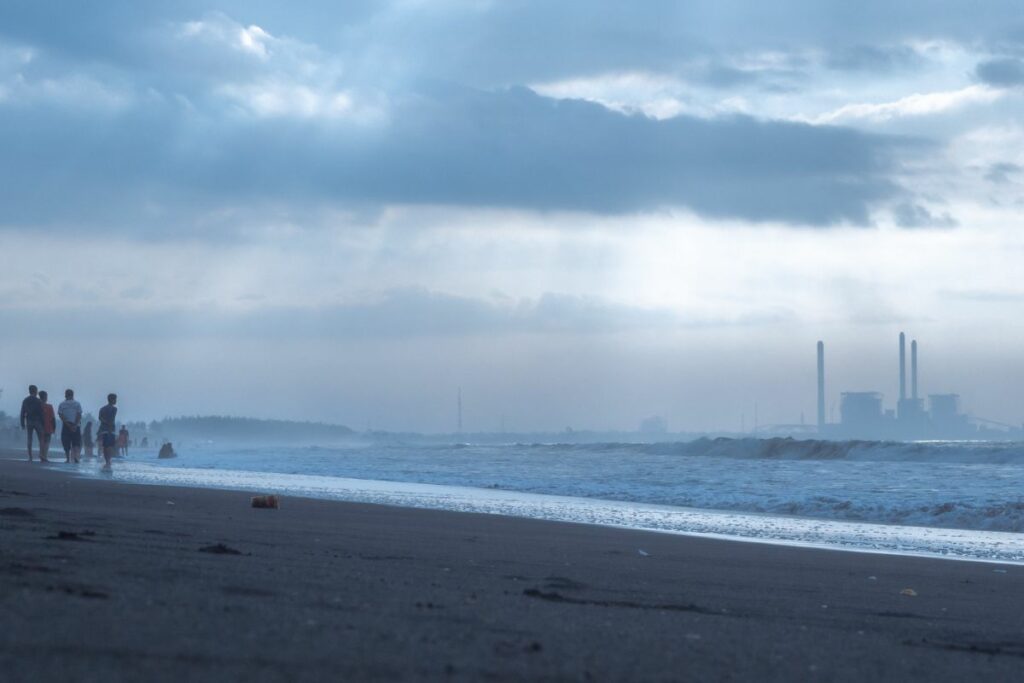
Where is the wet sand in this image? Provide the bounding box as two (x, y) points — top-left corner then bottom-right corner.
(1, 452), (1023, 681)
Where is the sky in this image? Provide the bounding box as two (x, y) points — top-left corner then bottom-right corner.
(1, 1), (1024, 432)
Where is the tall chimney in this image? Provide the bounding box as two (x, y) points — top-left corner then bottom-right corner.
(911, 339), (918, 400)
(817, 341), (825, 431)
(899, 332), (906, 402)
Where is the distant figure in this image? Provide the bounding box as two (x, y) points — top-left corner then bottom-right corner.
(118, 425), (129, 457)
(158, 441), (176, 459)
(38, 391), (56, 462)
(58, 389), (83, 463)
(141, 436), (149, 448)
(98, 394), (118, 470)
(19, 385), (46, 462)
(83, 421), (95, 457)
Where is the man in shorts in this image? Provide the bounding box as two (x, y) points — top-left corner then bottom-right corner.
(20, 385), (46, 462)
(97, 393), (118, 470)
(58, 389), (84, 463)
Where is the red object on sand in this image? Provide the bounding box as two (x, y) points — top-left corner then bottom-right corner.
(251, 495), (280, 509)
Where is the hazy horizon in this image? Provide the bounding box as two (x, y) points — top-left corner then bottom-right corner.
(2, 2), (1024, 433)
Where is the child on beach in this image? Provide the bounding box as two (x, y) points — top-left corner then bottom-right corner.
(38, 391), (56, 462)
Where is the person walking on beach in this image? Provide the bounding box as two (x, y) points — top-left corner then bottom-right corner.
(83, 421), (94, 458)
(98, 394), (118, 470)
(118, 425), (130, 457)
(58, 389), (83, 463)
(38, 391), (56, 462)
(19, 385), (46, 462)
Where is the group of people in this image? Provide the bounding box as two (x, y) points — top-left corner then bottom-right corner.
(19, 385), (122, 470)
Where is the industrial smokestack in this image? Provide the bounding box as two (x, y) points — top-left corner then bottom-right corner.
(899, 332), (906, 402)
(911, 339), (918, 400)
(817, 341), (825, 431)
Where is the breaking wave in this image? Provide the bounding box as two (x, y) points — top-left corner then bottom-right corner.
(517, 437), (1024, 464)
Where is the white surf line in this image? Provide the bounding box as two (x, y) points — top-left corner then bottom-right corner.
(84, 462), (1024, 565)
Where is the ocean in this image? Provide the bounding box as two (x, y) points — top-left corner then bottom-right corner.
(80, 437), (1024, 563)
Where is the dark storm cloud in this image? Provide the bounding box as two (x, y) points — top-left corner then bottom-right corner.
(0, 82), (914, 230)
(975, 58), (1024, 87)
(0, 0), (981, 232)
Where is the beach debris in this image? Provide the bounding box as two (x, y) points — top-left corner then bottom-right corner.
(250, 494), (280, 509)
(638, 549), (650, 557)
(166, 501), (175, 506)
(900, 588), (918, 597)
(543, 576), (588, 591)
(46, 583), (109, 600)
(993, 569), (1008, 574)
(48, 530), (95, 541)
(199, 543), (244, 555)
(867, 576), (877, 581)
(523, 588), (715, 614)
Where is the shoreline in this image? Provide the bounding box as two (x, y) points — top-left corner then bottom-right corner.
(3, 455), (1024, 680)
(15, 448), (1024, 566)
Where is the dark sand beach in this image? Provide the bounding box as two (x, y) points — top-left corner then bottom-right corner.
(2, 452), (1023, 681)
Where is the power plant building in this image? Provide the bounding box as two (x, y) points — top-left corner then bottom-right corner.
(817, 333), (982, 440)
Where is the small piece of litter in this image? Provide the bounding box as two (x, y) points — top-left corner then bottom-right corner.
(638, 549), (649, 557)
(199, 543), (243, 555)
(166, 501), (175, 506)
(993, 569), (1008, 574)
(867, 576), (877, 581)
(900, 588), (917, 596)
(251, 495), (280, 509)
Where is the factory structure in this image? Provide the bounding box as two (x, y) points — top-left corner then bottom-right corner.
(815, 333), (1017, 440)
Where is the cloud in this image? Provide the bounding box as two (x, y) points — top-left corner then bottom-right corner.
(985, 161), (1022, 183)
(0, 3), (1011, 236)
(942, 288), (1024, 303)
(0, 78), (914, 229)
(891, 202), (957, 228)
(809, 85), (1003, 124)
(975, 57), (1024, 87)
(825, 44), (923, 72)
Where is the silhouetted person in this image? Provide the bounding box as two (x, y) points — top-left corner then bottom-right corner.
(98, 394), (118, 470)
(118, 425), (129, 457)
(20, 385), (46, 462)
(158, 441), (176, 459)
(58, 388), (83, 463)
(38, 391), (56, 462)
(83, 421), (95, 457)
(141, 436), (149, 448)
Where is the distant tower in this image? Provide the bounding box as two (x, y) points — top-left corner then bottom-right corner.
(816, 341), (825, 431)
(898, 332), (907, 403)
(457, 388), (463, 434)
(911, 339), (918, 400)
